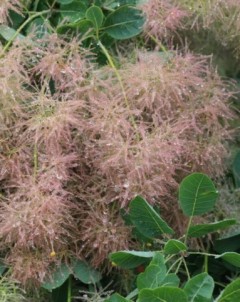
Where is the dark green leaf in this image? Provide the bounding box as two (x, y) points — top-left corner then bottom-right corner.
(179, 173), (218, 216)
(188, 219), (236, 237)
(103, 5), (145, 39)
(60, 1), (88, 23)
(109, 251), (155, 269)
(57, 0), (74, 3)
(85, 6), (104, 30)
(164, 239), (187, 255)
(0, 262), (7, 276)
(105, 293), (131, 302)
(216, 252), (240, 268)
(41, 263), (70, 291)
(129, 196), (174, 238)
(184, 273), (214, 302)
(214, 232), (240, 253)
(73, 260), (101, 284)
(138, 287), (188, 302)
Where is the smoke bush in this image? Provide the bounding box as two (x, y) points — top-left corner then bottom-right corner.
(0, 25), (236, 285)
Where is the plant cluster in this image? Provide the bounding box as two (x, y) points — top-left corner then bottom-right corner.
(106, 173), (240, 302)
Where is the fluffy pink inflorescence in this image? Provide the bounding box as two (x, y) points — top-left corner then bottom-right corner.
(140, 0), (188, 41)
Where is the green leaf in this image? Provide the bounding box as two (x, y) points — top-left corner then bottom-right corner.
(232, 151), (240, 188)
(105, 293), (131, 302)
(138, 287), (188, 302)
(72, 260), (101, 284)
(179, 173), (218, 216)
(109, 250), (155, 269)
(188, 219), (236, 237)
(214, 233), (240, 253)
(60, 0), (88, 23)
(137, 253), (166, 290)
(103, 5), (145, 40)
(57, 0), (73, 3)
(85, 6), (104, 30)
(129, 196), (174, 238)
(164, 239), (187, 255)
(217, 278), (240, 302)
(0, 25), (25, 41)
(216, 252), (240, 268)
(26, 17), (50, 39)
(161, 274), (180, 287)
(41, 263), (70, 291)
(57, 19), (94, 38)
(184, 273), (214, 302)
(0, 262), (7, 276)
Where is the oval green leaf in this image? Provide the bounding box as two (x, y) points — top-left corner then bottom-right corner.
(216, 252), (240, 268)
(217, 278), (240, 302)
(109, 250), (155, 269)
(129, 196), (174, 238)
(103, 5), (145, 40)
(164, 239), (187, 255)
(138, 287), (188, 302)
(72, 260), (101, 284)
(60, 0), (88, 23)
(41, 263), (70, 291)
(85, 6), (104, 30)
(179, 173), (218, 217)
(188, 219), (236, 238)
(105, 293), (131, 302)
(184, 273), (214, 302)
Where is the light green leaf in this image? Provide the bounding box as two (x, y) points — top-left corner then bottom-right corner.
(138, 287), (188, 302)
(0, 25), (25, 41)
(105, 293), (131, 302)
(188, 219), (236, 237)
(126, 288), (138, 300)
(72, 260), (101, 284)
(217, 278), (240, 302)
(164, 239), (187, 255)
(184, 273), (214, 302)
(60, 0), (88, 23)
(103, 5), (145, 40)
(109, 250), (155, 269)
(41, 263), (70, 291)
(216, 252), (240, 268)
(137, 253), (166, 290)
(129, 196), (174, 238)
(85, 6), (104, 30)
(179, 173), (218, 216)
